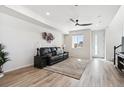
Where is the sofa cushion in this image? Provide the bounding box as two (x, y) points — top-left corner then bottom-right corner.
(46, 53), (52, 57)
(52, 51), (57, 56)
(51, 47), (57, 52)
(50, 55), (63, 61)
(40, 48), (51, 56)
(58, 53), (63, 57)
(56, 48), (63, 55)
(49, 47), (57, 56)
(50, 56), (59, 61)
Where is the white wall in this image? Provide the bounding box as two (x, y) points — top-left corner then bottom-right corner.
(106, 6), (124, 61)
(64, 29), (91, 59)
(0, 12), (63, 72)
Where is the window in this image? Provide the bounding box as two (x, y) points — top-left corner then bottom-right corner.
(95, 33), (98, 55)
(72, 35), (84, 48)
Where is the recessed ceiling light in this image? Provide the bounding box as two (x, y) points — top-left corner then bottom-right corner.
(46, 12), (50, 16)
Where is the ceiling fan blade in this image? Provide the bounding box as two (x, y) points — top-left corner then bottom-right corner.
(70, 18), (75, 23)
(78, 23), (92, 26)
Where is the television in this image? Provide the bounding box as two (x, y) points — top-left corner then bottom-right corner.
(122, 37), (124, 52)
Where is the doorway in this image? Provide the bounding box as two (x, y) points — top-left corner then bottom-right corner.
(92, 30), (105, 58)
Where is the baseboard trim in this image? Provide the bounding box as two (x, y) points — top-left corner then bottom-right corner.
(4, 64), (33, 73)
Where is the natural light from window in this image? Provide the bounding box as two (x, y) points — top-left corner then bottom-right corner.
(72, 35), (84, 48)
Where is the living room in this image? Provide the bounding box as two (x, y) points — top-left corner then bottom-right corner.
(0, 4), (124, 88)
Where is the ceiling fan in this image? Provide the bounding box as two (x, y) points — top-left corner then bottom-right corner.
(70, 18), (93, 26)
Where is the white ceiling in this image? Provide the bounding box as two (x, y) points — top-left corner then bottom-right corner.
(24, 5), (120, 33)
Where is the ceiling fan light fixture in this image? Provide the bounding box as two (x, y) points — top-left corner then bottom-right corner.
(70, 18), (92, 26)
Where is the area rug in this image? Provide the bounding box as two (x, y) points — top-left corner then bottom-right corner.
(44, 58), (89, 80)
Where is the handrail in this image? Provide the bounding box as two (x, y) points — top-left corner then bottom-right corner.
(114, 44), (122, 65)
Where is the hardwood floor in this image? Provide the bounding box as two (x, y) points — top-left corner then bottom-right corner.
(0, 58), (124, 87)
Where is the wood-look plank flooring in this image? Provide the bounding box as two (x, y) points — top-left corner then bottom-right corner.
(0, 58), (124, 87)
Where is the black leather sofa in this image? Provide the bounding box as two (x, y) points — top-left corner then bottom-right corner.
(39, 47), (69, 66)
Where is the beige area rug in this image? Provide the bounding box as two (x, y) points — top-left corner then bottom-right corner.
(44, 58), (89, 80)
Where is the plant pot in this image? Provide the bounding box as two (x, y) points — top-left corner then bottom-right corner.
(0, 72), (4, 78)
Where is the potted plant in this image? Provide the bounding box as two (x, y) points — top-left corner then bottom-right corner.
(0, 44), (9, 78)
